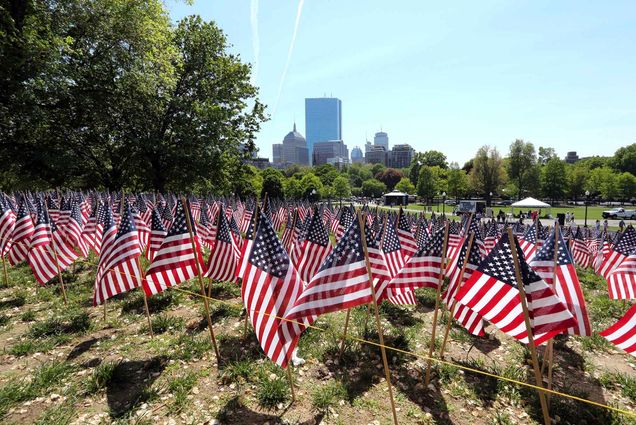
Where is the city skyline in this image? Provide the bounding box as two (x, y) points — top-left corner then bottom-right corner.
(167, 1), (636, 165)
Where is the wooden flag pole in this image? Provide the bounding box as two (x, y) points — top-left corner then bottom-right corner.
(543, 222), (560, 402)
(424, 221), (449, 387)
(243, 199), (262, 339)
(358, 210), (399, 425)
(507, 227), (551, 425)
(287, 363), (296, 403)
(182, 196), (221, 362)
(439, 231), (475, 359)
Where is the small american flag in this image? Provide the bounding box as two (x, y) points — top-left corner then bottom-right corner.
(599, 303), (636, 357)
(396, 208), (418, 259)
(0, 195), (16, 257)
(204, 209), (240, 283)
(599, 226), (636, 280)
(607, 247), (636, 300)
(455, 231), (577, 346)
(518, 221), (539, 262)
(570, 226), (591, 269)
(147, 207), (167, 262)
(8, 199), (34, 266)
(143, 200), (203, 296)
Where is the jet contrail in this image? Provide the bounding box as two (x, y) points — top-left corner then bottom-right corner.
(272, 0), (305, 117)
(250, 0), (259, 86)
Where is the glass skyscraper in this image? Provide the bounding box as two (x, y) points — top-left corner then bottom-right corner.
(305, 97), (342, 165)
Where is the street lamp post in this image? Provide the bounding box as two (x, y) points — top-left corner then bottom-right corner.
(489, 191), (493, 207)
(442, 192), (446, 215)
(584, 190), (590, 227)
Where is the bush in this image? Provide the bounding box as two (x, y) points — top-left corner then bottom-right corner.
(255, 374), (290, 410)
(311, 381), (347, 414)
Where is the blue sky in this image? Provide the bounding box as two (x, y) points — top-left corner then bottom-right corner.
(167, 0), (636, 165)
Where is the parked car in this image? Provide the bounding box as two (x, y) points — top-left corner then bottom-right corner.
(602, 208), (636, 219)
(498, 200), (513, 206)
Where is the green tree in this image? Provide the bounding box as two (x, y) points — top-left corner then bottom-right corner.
(566, 164), (588, 201)
(260, 168), (284, 199)
(375, 168), (404, 190)
(538, 147), (556, 165)
(370, 163), (386, 176)
(332, 175), (351, 200)
(470, 146), (505, 206)
(361, 179), (387, 198)
(313, 164), (339, 186)
(420, 150), (448, 168)
(617, 172), (636, 203)
(507, 139), (537, 199)
(299, 173), (323, 200)
(417, 165), (439, 204)
(586, 167), (612, 196)
(284, 178), (302, 199)
(395, 177), (416, 194)
(540, 157), (567, 202)
(446, 166), (469, 201)
(612, 144), (636, 175)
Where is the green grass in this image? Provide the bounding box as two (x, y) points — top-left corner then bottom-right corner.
(147, 314), (184, 334)
(84, 361), (119, 395)
(171, 334), (212, 362)
(255, 370), (290, 410)
(21, 310), (36, 322)
(35, 396), (77, 425)
(599, 372), (636, 403)
(167, 372), (198, 413)
(220, 359), (256, 385)
(578, 333), (614, 353)
(311, 380), (348, 414)
(28, 312), (91, 338)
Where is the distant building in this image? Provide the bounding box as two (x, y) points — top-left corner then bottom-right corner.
(246, 157), (271, 169)
(305, 97), (342, 165)
(564, 151), (579, 164)
(365, 145), (387, 165)
(351, 146), (364, 164)
(388, 144), (414, 168)
(374, 131), (389, 151)
(313, 140), (349, 166)
(272, 143), (283, 165)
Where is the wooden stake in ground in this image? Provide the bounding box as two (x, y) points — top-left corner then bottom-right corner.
(439, 231), (475, 359)
(182, 196), (221, 362)
(507, 227), (551, 425)
(358, 210), (399, 425)
(424, 221), (449, 387)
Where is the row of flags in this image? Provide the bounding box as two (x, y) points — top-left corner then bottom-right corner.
(0, 191), (635, 366)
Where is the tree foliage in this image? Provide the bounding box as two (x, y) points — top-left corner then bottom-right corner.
(507, 139), (537, 199)
(540, 157), (567, 201)
(361, 179), (386, 198)
(470, 146), (505, 206)
(395, 177), (416, 195)
(374, 168), (404, 191)
(332, 175), (351, 200)
(612, 143), (636, 175)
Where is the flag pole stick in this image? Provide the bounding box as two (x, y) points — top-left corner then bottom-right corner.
(243, 199), (261, 339)
(2, 256), (8, 287)
(543, 222), (560, 402)
(136, 257), (154, 338)
(439, 231), (475, 359)
(424, 221), (449, 387)
(182, 196), (221, 362)
(286, 363), (296, 403)
(358, 210), (399, 425)
(507, 227), (551, 425)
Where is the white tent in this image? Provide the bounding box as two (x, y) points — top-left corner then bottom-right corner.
(511, 197), (551, 208)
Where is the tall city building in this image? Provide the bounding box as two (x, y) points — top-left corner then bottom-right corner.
(272, 143), (283, 165)
(305, 97), (342, 165)
(564, 151), (579, 164)
(374, 131), (389, 151)
(388, 144), (414, 168)
(351, 146), (364, 164)
(273, 123), (308, 167)
(313, 140), (349, 166)
(365, 145), (387, 165)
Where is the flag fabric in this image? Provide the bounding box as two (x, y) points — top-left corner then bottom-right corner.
(599, 304), (636, 357)
(530, 228), (592, 336)
(380, 217), (406, 279)
(143, 200), (204, 296)
(443, 233), (485, 336)
(235, 209), (257, 280)
(607, 248), (636, 300)
(204, 210), (240, 282)
(455, 231), (577, 346)
(599, 226), (636, 280)
(66, 200), (89, 257)
(27, 201), (79, 286)
(396, 209), (418, 259)
(284, 214), (373, 326)
(570, 227), (592, 269)
(281, 210), (298, 252)
(364, 221), (393, 302)
(8, 199), (35, 266)
(483, 222), (499, 254)
(0, 196), (16, 257)
(241, 212), (305, 368)
(147, 207), (167, 262)
(387, 226), (445, 295)
(93, 204), (142, 305)
(290, 211), (332, 283)
(335, 206), (354, 242)
(518, 221), (539, 262)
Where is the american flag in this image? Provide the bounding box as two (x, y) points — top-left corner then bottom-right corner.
(444, 233), (485, 336)
(570, 226), (591, 269)
(143, 200), (203, 296)
(0, 195), (16, 257)
(335, 206), (354, 242)
(229, 214), (243, 247)
(280, 210), (297, 252)
(235, 207), (257, 280)
(380, 217), (406, 280)
(593, 231), (610, 274)
(518, 221), (539, 262)
(93, 203), (142, 305)
(455, 231), (577, 346)
(66, 200), (88, 257)
(364, 220), (393, 302)
(131, 203), (150, 251)
(28, 201), (79, 286)
(8, 199), (34, 266)
(46, 196), (60, 223)
(81, 202), (100, 254)
(445, 220), (463, 272)
(599, 226), (636, 280)
(415, 219), (429, 249)
(607, 247), (636, 300)
(396, 208), (418, 259)
(160, 201), (174, 231)
(204, 209), (240, 283)
(241, 212), (305, 368)
(147, 207), (167, 262)
(599, 303), (636, 357)
(530, 227), (592, 336)
(290, 210), (332, 283)
(197, 203), (213, 249)
(483, 222), (499, 254)
(388, 226), (445, 295)
(284, 212), (372, 326)
(240, 208), (253, 234)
